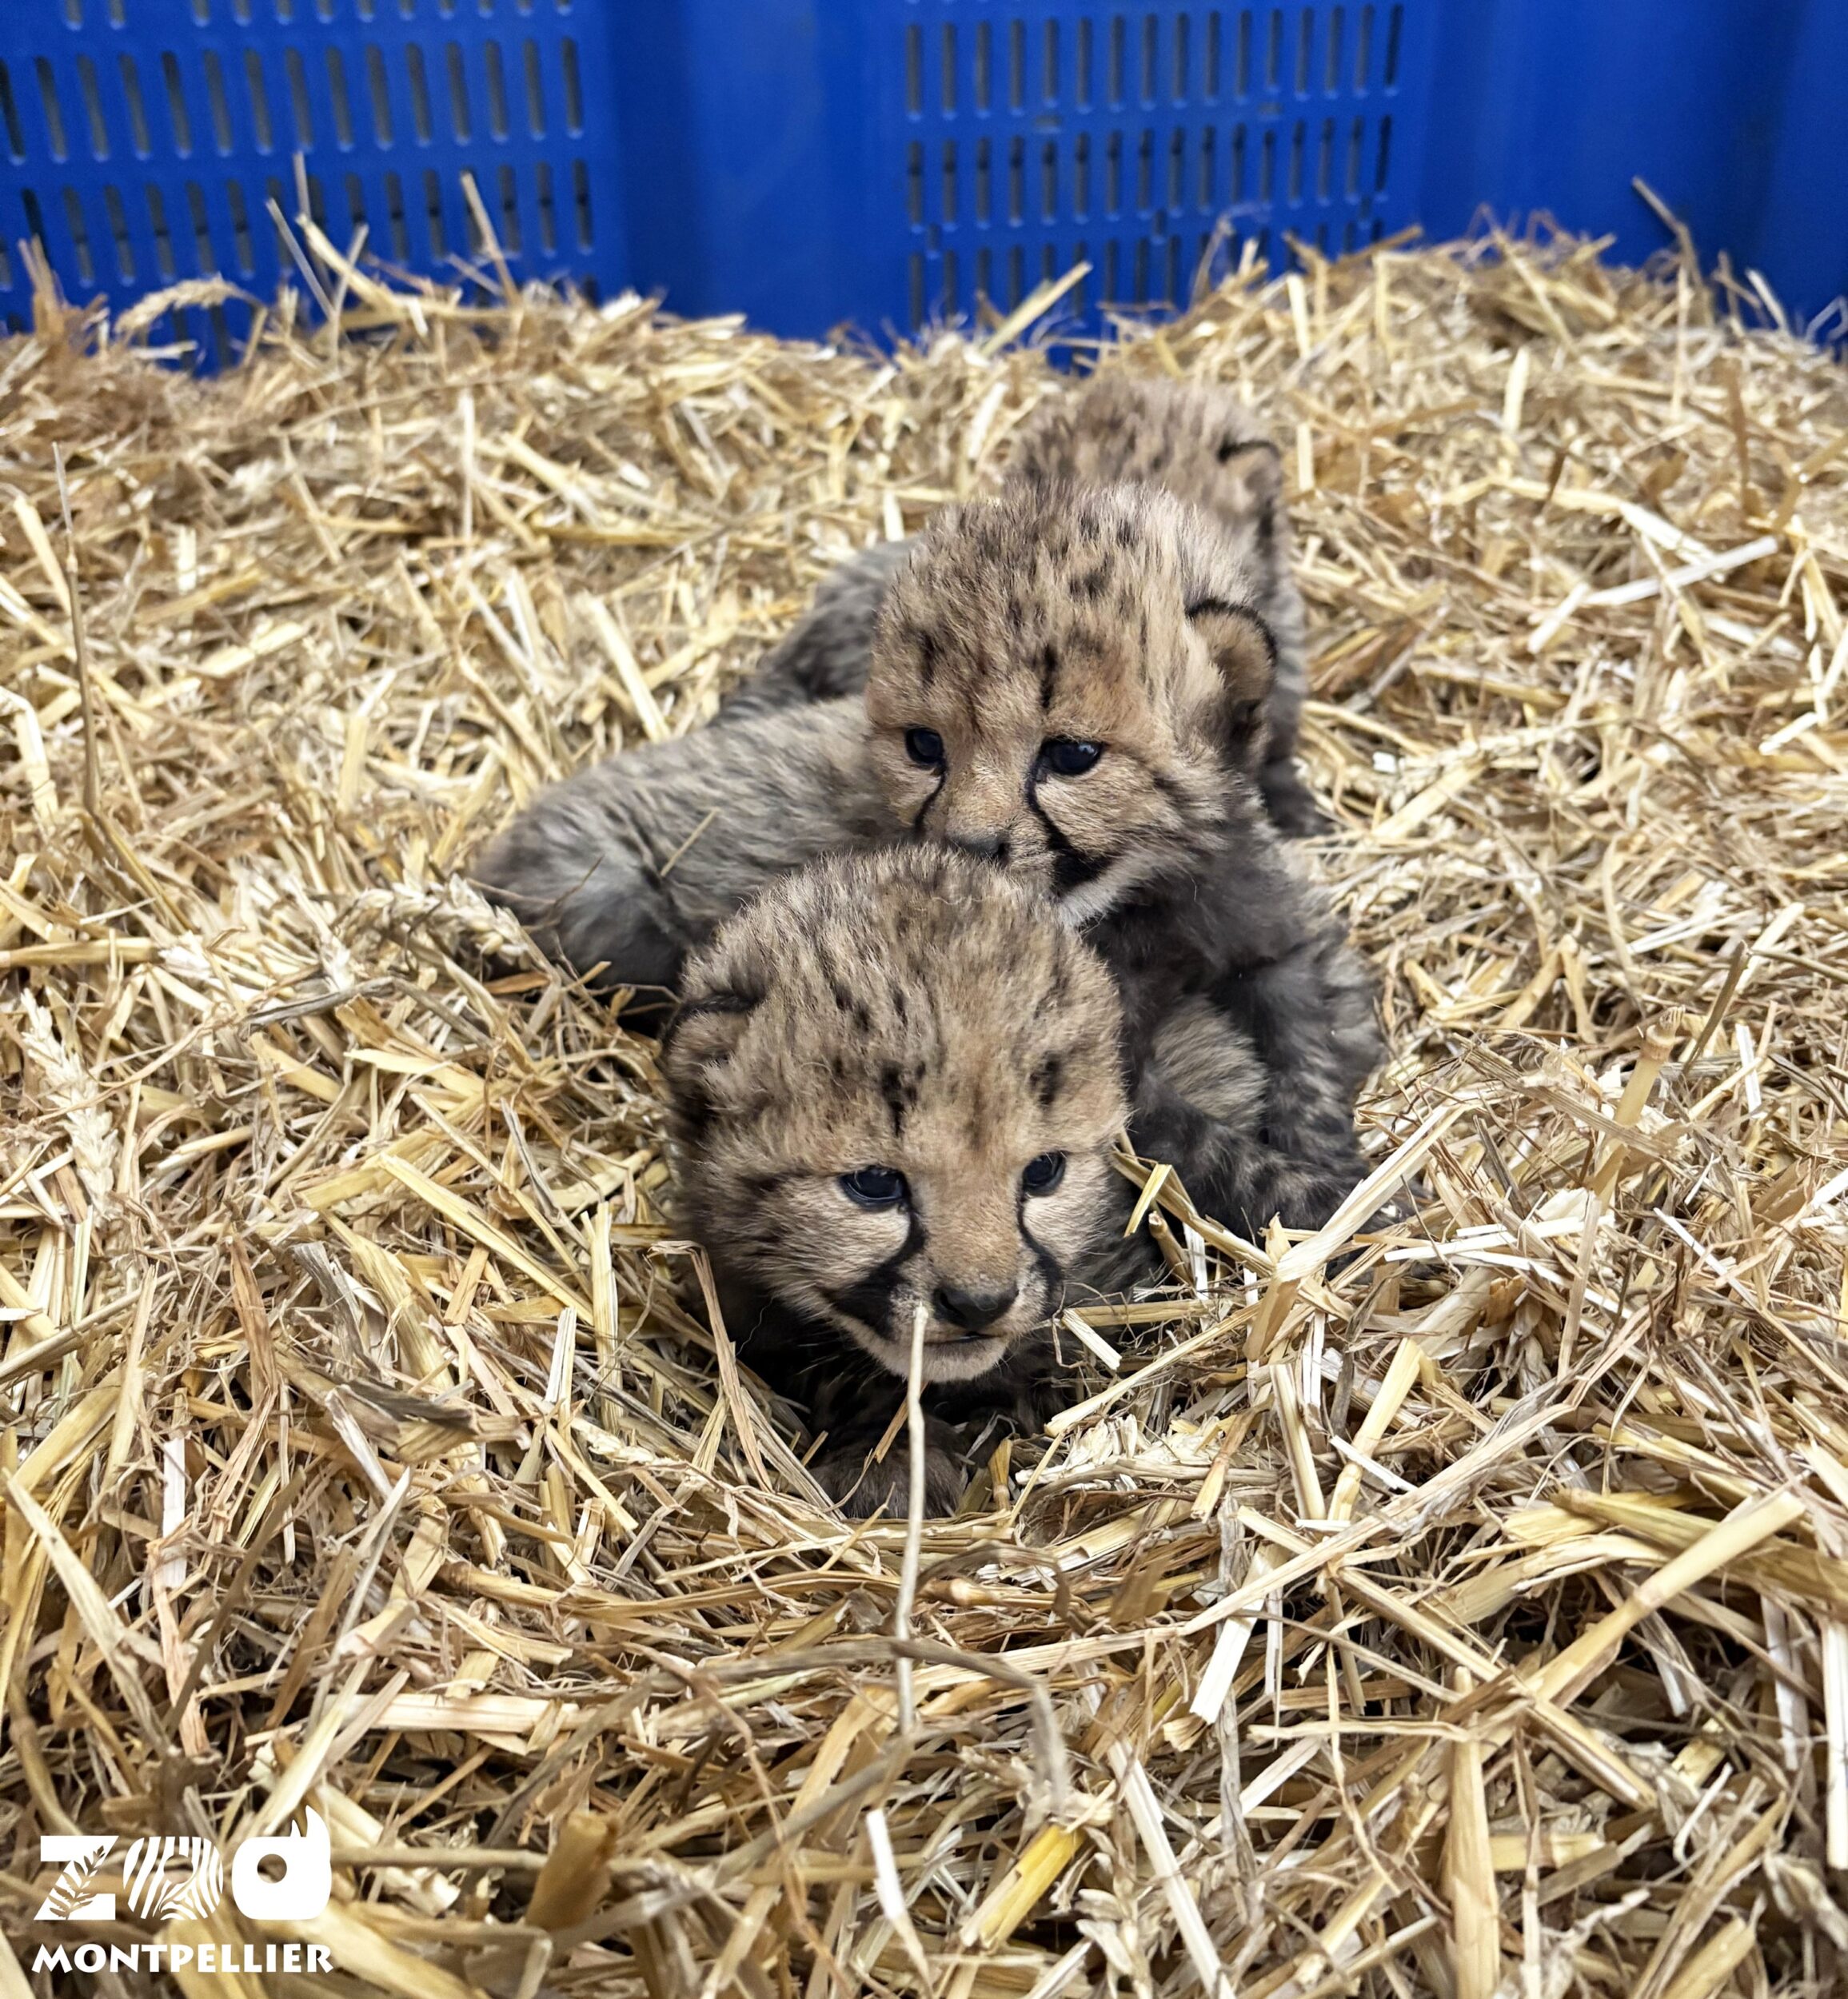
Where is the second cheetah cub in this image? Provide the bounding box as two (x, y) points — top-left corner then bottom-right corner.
(868, 479), (1380, 1228)
(719, 375), (1317, 833)
(868, 479), (1299, 985)
(663, 846), (1148, 1516)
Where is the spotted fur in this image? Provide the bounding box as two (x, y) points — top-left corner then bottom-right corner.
(479, 484), (1379, 1240)
(1008, 376), (1318, 832)
(664, 847), (1147, 1515)
(868, 480), (1280, 928)
(1134, 925), (1381, 1241)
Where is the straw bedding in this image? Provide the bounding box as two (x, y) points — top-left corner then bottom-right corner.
(2, 226), (1847, 1997)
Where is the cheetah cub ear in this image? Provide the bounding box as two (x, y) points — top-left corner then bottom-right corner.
(1211, 432), (1285, 514)
(668, 981), (760, 1043)
(661, 972), (764, 1084)
(1186, 597), (1277, 752)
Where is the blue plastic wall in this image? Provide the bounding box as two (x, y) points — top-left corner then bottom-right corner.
(1416, 0), (1848, 335)
(612, 2), (1433, 341)
(610, 0), (1848, 340)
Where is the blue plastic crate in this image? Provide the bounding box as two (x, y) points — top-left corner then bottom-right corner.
(8, 2), (1841, 363)
(0, 0), (631, 362)
(884, 0), (1428, 323)
(1417, 0), (1848, 338)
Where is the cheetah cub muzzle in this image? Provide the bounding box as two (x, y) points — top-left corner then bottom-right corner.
(663, 846), (1147, 1517)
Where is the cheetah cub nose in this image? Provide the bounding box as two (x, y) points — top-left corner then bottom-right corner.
(932, 1281), (1020, 1334)
(948, 832), (1010, 864)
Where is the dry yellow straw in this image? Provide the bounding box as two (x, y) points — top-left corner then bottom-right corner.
(3, 223), (1842, 1994)
(894, 1299), (930, 1734)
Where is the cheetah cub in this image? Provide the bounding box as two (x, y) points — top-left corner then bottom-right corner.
(470, 471), (1283, 1026)
(664, 846), (1148, 1516)
(867, 481), (1379, 1231)
(719, 376), (1317, 833)
(869, 479), (1292, 966)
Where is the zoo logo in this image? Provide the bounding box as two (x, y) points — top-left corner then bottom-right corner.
(34, 1807), (331, 1924)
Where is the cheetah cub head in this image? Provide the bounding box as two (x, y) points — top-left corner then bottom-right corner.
(866, 482), (1276, 922)
(664, 848), (1128, 1384)
(1009, 374), (1288, 563)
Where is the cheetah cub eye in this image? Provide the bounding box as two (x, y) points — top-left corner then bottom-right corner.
(1020, 1151), (1067, 1194)
(1038, 739), (1104, 778)
(904, 728), (945, 768)
(841, 1166), (908, 1208)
